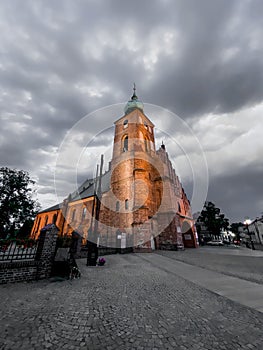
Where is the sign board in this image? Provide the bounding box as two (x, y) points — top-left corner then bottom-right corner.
(55, 248), (70, 262)
(184, 234), (192, 240)
(121, 233), (126, 249)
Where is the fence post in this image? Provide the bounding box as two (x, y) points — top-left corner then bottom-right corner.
(35, 224), (58, 279)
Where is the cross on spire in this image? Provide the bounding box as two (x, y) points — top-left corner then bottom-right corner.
(131, 82), (138, 100)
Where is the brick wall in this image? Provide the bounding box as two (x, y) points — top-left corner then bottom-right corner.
(0, 225), (58, 284)
(0, 260), (39, 284)
(35, 225), (58, 279)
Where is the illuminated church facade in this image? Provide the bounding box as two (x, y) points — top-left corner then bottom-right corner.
(31, 88), (198, 250)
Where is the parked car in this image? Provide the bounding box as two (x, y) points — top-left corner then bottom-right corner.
(176, 243), (185, 251)
(233, 240), (240, 245)
(206, 240), (224, 246)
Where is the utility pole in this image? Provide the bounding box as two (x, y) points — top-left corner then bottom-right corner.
(87, 155), (104, 266)
(94, 154), (104, 239)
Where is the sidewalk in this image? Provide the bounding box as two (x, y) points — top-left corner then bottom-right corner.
(140, 252), (263, 313)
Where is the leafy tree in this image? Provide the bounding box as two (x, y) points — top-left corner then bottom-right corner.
(0, 167), (40, 238)
(199, 201), (229, 238)
(17, 219), (35, 239)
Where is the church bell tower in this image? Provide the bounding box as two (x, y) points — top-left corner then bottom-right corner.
(109, 85), (162, 251)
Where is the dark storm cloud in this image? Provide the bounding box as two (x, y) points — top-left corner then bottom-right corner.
(143, 1), (263, 117)
(84, 127), (114, 148)
(1, 0), (263, 221)
(207, 168), (263, 222)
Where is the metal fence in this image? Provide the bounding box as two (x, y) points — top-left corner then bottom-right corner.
(98, 247), (117, 255)
(99, 247), (133, 255)
(0, 240), (39, 262)
(80, 246), (117, 256)
(78, 246), (134, 259)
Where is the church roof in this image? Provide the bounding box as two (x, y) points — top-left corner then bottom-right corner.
(70, 170), (111, 201)
(38, 170), (111, 214)
(124, 83), (144, 115)
(114, 108), (154, 127)
(39, 203), (61, 213)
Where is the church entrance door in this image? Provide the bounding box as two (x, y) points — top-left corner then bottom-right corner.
(182, 221), (195, 248)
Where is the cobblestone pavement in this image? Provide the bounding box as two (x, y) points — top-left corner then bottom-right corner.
(1, 253), (263, 350)
(157, 246), (263, 285)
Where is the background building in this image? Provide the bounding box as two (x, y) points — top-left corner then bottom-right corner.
(241, 217), (263, 249)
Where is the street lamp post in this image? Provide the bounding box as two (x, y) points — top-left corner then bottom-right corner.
(244, 219), (255, 250)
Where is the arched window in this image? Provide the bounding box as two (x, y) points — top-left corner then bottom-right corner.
(52, 214), (57, 224)
(72, 209), (76, 221)
(116, 201), (120, 212)
(144, 122), (147, 129)
(44, 215), (48, 226)
(123, 119), (128, 129)
(125, 199), (129, 210)
(82, 207), (87, 220)
(36, 217), (41, 232)
(178, 203), (181, 212)
(144, 139), (148, 152)
(123, 136), (128, 152)
(156, 190), (161, 208)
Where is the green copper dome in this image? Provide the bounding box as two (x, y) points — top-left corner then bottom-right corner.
(124, 84), (144, 115)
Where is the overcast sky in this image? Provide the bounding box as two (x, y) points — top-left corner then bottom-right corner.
(1, 0), (263, 223)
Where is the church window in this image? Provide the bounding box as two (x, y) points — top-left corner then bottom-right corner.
(178, 203), (181, 212)
(125, 199), (129, 210)
(123, 136), (128, 152)
(145, 139), (148, 152)
(52, 214), (57, 224)
(156, 190), (161, 208)
(123, 119), (128, 129)
(144, 122), (147, 129)
(36, 217), (41, 232)
(44, 215), (48, 226)
(116, 201), (120, 211)
(82, 207), (87, 220)
(72, 209), (76, 221)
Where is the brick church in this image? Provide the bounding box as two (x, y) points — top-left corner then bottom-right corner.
(31, 87), (198, 250)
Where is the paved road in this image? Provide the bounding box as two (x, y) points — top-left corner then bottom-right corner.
(1, 252), (263, 350)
